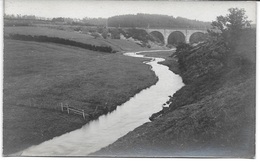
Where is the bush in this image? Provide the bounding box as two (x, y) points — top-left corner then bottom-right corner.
(102, 31), (108, 39)
(174, 43), (192, 71)
(109, 28), (120, 39)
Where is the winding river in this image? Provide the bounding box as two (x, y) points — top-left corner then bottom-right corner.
(20, 50), (184, 156)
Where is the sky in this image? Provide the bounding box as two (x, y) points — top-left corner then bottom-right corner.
(4, 0), (257, 23)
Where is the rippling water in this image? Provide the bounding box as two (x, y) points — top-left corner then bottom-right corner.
(20, 50), (184, 156)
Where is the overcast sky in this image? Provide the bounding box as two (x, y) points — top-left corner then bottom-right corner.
(4, 0), (256, 23)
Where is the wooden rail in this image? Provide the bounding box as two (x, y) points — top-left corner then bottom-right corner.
(60, 103), (89, 119)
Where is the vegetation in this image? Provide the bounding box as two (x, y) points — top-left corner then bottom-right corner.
(82, 17), (107, 26)
(175, 8), (254, 73)
(211, 8), (250, 34)
(3, 8), (255, 157)
(108, 13), (211, 28)
(4, 14), (211, 48)
(93, 8), (255, 157)
(108, 28), (162, 47)
(5, 13), (211, 29)
(189, 32), (208, 44)
(7, 34), (114, 53)
(3, 34), (157, 155)
(4, 26), (146, 52)
(119, 28), (154, 43)
(209, 8), (251, 51)
(4, 14), (106, 26)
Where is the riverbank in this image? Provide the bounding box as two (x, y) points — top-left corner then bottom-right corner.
(141, 50), (180, 74)
(93, 29), (256, 158)
(19, 51), (183, 156)
(3, 39), (158, 155)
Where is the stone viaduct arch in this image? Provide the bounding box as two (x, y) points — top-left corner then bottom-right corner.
(150, 31), (165, 44)
(146, 28), (208, 45)
(189, 32), (207, 44)
(167, 31), (186, 45)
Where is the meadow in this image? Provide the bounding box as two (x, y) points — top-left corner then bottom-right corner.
(4, 26), (146, 52)
(3, 33), (157, 155)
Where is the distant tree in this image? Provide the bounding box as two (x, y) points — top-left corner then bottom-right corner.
(107, 14), (211, 29)
(82, 17), (107, 26)
(109, 29), (120, 39)
(91, 32), (101, 39)
(52, 17), (65, 22)
(64, 18), (74, 24)
(97, 27), (104, 34)
(102, 31), (108, 39)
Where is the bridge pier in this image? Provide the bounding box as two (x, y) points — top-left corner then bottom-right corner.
(164, 35), (168, 45)
(185, 31), (191, 44)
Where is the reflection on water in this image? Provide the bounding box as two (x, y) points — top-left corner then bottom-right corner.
(21, 51), (184, 156)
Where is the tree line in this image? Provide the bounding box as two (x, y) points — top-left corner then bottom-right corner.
(4, 14), (106, 26)
(107, 13), (211, 29)
(5, 13), (211, 29)
(7, 34), (114, 53)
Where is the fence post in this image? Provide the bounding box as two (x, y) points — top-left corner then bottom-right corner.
(82, 110), (85, 119)
(61, 103), (64, 112)
(66, 104), (69, 114)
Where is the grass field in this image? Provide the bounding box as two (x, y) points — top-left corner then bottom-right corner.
(4, 26), (146, 52)
(3, 39), (157, 155)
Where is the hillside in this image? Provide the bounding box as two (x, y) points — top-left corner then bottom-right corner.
(93, 29), (256, 158)
(108, 13), (211, 28)
(4, 26), (146, 52)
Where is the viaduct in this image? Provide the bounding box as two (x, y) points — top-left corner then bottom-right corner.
(145, 28), (208, 44)
(108, 26), (209, 45)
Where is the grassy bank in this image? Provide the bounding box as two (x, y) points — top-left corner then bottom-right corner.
(93, 29), (255, 157)
(4, 26), (146, 52)
(3, 39), (157, 155)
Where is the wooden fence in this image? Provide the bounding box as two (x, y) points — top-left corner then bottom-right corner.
(60, 103), (89, 120)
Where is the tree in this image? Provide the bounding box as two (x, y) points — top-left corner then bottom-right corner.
(102, 31), (108, 39)
(91, 32), (101, 39)
(52, 17), (65, 22)
(212, 8), (250, 32)
(211, 8), (251, 38)
(210, 8), (251, 50)
(107, 14), (211, 29)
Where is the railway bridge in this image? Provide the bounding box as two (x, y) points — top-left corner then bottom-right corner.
(145, 27), (208, 44)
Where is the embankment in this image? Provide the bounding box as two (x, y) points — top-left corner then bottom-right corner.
(93, 29), (256, 158)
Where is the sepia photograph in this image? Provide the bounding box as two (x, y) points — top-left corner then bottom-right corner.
(2, 0), (257, 158)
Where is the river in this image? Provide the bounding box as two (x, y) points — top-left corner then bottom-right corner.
(20, 50), (184, 156)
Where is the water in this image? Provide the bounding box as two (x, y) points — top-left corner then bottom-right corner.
(20, 50), (184, 156)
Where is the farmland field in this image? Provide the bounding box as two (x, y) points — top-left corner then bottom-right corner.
(4, 26), (146, 51)
(3, 38), (157, 155)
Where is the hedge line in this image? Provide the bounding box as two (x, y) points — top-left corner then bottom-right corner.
(8, 34), (114, 53)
